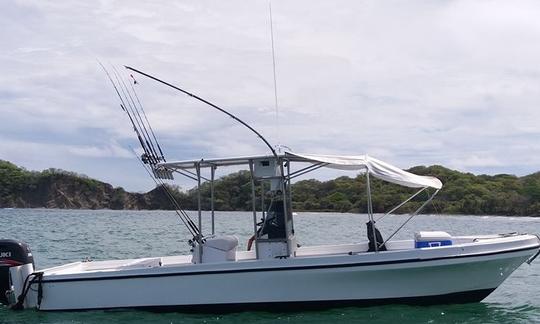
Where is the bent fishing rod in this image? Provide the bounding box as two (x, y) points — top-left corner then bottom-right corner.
(100, 60), (201, 241)
(124, 66), (278, 159)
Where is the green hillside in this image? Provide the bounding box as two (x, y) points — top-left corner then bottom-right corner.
(1, 160), (539, 216)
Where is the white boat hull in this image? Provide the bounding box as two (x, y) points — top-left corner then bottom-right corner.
(18, 234), (539, 311)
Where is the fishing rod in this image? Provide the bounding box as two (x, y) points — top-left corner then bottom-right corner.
(112, 66), (162, 164)
(101, 62), (199, 242)
(128, 75), (167, 162)
(111, 67), (161, 165)
(98, 61), (155, 164)
(130, 147), (202, 241)
(124, 66), (278, 159)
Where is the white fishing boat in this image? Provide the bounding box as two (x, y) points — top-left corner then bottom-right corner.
(1, 152), (539, 311)
(1, 66), (538, 312)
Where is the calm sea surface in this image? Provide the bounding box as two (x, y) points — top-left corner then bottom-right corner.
(0, 209), (539, 323)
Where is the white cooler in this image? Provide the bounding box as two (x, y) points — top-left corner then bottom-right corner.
(415, 231), (452, 248)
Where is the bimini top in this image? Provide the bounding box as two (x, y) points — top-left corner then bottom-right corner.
(284, 152), (442, 189)
(157, 151), (443, 190)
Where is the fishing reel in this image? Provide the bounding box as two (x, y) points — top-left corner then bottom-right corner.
(141, 153), (152, 164)
(141, 152), (165, 165)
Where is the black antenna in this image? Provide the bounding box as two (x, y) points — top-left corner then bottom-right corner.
(125, 66), (278, 159)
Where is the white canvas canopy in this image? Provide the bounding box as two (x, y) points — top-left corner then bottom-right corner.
(158, 152), (442, 190)
(285, 152), (442, 189)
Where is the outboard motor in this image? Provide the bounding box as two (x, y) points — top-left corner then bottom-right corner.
(0, 239), (34, 305)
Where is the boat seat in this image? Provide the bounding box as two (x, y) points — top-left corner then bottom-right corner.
(192, 235), (239, 263)
(204, 236), (239, 251)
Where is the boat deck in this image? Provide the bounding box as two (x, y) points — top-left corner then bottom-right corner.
(39, 235), (513, 277)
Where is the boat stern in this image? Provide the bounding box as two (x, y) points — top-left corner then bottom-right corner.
(0, 239), (36, 309)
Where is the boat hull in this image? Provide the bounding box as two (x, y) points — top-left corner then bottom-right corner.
(32, 243), (537, 311)
(97, 289), (497, 313)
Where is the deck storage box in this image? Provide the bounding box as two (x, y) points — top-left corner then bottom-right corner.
(414, 231), (452, 248)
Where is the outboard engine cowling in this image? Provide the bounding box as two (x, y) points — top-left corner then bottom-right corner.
(0, 239), (34, 305)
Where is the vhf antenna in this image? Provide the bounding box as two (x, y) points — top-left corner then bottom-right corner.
(269, 2), (281, 152)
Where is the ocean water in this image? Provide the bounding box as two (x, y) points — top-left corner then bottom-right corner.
(0, 209), (539, 323)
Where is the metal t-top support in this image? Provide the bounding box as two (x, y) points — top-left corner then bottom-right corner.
(366, 171), (378, 252)
(210, 165), (216, 235)
(379, 189), (440, 249)
(279, 158), (292, 256)
(196, 162), (203, 263)
(248, 160), (259, 259)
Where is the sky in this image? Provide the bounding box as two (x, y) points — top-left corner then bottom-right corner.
(1, 0), (540, 192)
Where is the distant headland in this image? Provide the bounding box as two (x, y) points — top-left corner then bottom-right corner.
(0, 160), (539, 216)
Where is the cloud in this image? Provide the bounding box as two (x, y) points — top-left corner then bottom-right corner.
(449, 155), (505, 169)
(1, 0), (540, 191)
(67, 144), (132, 159)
